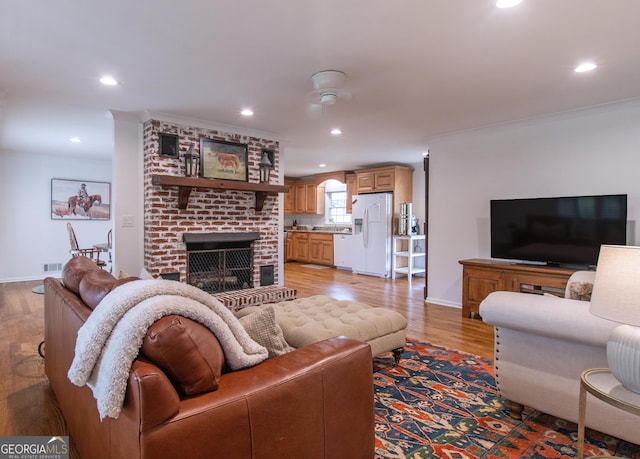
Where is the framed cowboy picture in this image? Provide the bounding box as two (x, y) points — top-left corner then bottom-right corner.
(51, 178), (111, 220)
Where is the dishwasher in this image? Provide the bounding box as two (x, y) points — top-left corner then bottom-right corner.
(333, 233), (353, 270)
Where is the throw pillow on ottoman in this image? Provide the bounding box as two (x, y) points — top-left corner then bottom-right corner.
(238, 306), (292, 358)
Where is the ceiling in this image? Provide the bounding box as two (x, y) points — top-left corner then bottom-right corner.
(1, 0), (640, 177)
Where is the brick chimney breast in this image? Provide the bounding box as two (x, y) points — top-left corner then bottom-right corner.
(143, 120), (280, 285)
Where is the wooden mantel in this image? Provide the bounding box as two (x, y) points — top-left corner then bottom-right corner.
(151, 175), (290, 211)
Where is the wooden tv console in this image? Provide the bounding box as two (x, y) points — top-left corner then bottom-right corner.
(459, 259), (579, 318)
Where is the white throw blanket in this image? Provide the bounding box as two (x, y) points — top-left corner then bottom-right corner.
(68, 279), (268, 419)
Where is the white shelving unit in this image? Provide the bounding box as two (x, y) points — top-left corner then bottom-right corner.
(392, 235), (426, 282)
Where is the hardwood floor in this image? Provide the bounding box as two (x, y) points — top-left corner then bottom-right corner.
(0, 280), (68, 438)
(0, 264), (494, 454)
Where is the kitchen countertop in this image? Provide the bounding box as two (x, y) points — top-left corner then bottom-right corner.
(285, 226), (352, 234)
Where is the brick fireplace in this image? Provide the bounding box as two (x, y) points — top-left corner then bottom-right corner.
(143, 119), (281, 286)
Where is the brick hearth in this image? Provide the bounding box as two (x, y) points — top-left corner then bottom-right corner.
(213, 286), (297, 312)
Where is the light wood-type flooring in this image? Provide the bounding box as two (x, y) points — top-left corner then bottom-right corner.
(0, 263), (494, 458)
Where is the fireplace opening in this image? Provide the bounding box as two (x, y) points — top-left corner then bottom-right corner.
(184, 232), (260, 294)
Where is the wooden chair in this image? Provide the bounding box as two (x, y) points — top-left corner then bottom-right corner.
(67, 222), (107, 269)
(107, 229), (112, 260)
(93, 229), (113, 272)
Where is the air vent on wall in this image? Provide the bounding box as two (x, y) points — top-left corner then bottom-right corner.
(43, 263), (63, 272)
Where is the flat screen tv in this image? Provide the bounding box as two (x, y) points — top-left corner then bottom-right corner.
(490, 194), (627, 267)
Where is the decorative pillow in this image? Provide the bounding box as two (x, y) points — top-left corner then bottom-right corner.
(78, 272), (139, 310)
(568, 282), (593, 301)
(139, 267), (155, 280)
(79, 269), (118, 309)
(62, 256), (102, 294)
(239, 306), (291, 358)
(142, 315), (225, 395)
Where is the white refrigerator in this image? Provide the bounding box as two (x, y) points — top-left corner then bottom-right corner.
(351, 193), (393, 277)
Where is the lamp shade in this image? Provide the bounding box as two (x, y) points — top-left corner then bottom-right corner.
(590, 244), (640, 394)
(590, 245), (640, 326)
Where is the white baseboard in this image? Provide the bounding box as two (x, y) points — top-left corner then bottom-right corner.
(0, 275), (49, 284)
(425, 297), (462, 309)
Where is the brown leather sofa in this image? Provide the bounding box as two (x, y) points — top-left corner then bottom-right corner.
(44, 257), (375, 459)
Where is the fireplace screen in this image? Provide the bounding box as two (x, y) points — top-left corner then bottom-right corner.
(184, 232), (259, 294)
(187, 247), (253, 293)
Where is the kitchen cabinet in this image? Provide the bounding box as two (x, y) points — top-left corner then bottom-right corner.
(283, 179), (295, 214)
(291, 232), (309, 262)
(293, 183), (306, 213)
(333, 233), (353, 269)
(309, 233), (334, 266)
(356, 169), (394, 193)
(288, 231), (335, 266)
(355, 165), (412, 194)
(290, 180), (325, 214)
(285, 232), (293, 262)
(346, 173), (356, 214)
(305, 183), (319, 213)
(354, 165), (413, 221)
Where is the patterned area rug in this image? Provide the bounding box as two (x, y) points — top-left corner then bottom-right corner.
(373, 338), (640, 459)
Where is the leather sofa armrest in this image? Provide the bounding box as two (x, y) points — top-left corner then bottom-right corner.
(480, 291), (618, 347)
(121, 359), (181, 431)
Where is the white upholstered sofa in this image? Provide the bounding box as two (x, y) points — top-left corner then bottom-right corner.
(480, 271), (640, 445)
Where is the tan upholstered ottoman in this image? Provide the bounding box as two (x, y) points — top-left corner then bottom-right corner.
(240, 295), (407, 363)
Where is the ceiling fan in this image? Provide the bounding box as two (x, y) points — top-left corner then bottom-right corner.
(305, 70), (353, 106)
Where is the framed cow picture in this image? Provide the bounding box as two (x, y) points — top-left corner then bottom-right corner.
(51, 178), (111, 220)
(199, 138), (249, 182)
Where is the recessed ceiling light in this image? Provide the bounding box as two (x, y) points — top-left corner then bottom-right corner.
(319, 163), (327, 168)
(70, 137), (81, 143)
(330, 128), (342, 135)
(496, 0), (523, 8)
(99, 76), (118, 86)
(574, 62), (597, 73)
(240, 108), (254, 116)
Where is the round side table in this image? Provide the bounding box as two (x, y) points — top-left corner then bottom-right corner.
(578, 368), (640, 459)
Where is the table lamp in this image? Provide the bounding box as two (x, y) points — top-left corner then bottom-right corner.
(589, 244), (640, 394)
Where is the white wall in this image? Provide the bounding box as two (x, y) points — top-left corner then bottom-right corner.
(111, 112), (145, 277)
(426, 99), (640, 307)
(0, 150), (112, 282)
